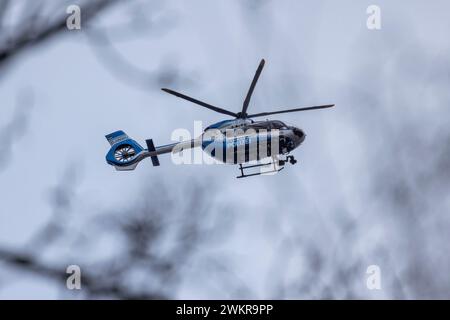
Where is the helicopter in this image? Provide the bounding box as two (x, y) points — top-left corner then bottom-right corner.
(105, 59), (334, 178)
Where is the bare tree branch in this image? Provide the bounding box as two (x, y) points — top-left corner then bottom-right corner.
(0, 246), (166, 299)
(0, 0), (118, 69)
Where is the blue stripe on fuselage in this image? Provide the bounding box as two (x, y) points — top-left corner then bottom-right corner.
(201, 133), (273, 163)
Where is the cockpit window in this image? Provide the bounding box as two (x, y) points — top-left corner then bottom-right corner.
(243, 120), (288, 131)
(270, 120), (287, 129)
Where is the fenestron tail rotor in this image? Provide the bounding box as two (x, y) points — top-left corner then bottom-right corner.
(114, 144), (136, 163)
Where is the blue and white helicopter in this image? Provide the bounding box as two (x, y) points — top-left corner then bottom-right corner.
(105, 59), (334, 178)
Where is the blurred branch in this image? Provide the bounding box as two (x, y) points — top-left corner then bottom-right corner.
(86, 20), (193, 91)
(0, 0), (118, 70)
(0, 0), (11, 30)
(26, 164), (80, 250)
(0, 170), (235, 299)
(0, 246), (165, 299)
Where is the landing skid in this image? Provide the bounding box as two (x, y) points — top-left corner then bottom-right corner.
(236, 155), (297, 179)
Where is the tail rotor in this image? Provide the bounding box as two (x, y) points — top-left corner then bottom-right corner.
(105, 130), (144, 170)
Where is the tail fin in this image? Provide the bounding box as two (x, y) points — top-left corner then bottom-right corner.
(105, 130), (145, 171)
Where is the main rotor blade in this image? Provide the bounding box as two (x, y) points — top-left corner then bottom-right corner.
(247, 104), (335, 118)
(162, 88), (238, 117)
(241, 59), (265, 117)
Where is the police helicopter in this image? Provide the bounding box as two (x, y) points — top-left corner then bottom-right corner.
(105, 59), (334, 178)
